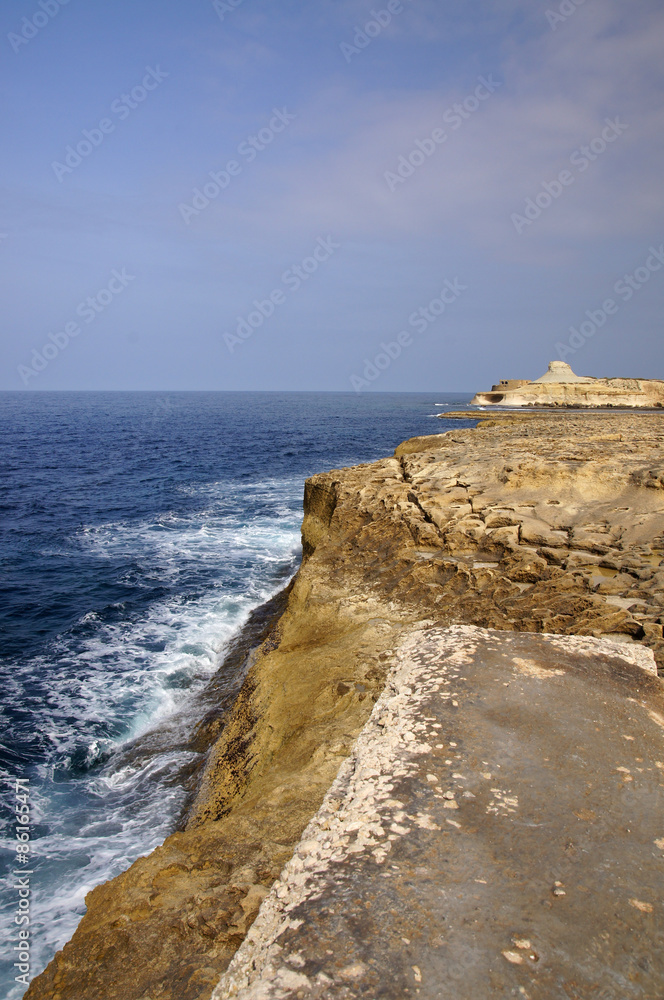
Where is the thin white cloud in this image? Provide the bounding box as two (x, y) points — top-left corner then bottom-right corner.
(182, 0), (664, 261)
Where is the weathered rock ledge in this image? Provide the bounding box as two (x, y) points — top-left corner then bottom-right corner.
(26, 411), (664, 1000)
(214, 626), (663, 1000)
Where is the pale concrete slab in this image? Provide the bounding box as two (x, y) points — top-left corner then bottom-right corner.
(214, 626), (664, 1000)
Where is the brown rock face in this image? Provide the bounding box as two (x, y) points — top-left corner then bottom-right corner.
(26, 411), (664, 1000)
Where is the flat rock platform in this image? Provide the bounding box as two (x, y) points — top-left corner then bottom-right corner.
(215, 627), (664, 1000)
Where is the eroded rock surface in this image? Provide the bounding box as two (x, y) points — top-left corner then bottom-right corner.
(471, 360), (664, 407)
(325, 410), (664, 671)
(215, 626), (664, 1000)
(26, 411), (664, 1000)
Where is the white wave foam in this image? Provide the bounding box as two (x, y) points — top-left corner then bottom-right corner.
(0, 476), (304, 995)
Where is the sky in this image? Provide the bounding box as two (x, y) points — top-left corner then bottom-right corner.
(1, 0), (663, 392)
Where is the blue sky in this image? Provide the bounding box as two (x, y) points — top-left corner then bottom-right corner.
(1, 0), (662, 391)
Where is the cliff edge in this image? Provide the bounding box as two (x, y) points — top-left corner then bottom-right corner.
(215, 626), (663, 999)
(471, 360), (664, 407)
(26, 411), (664, 1000)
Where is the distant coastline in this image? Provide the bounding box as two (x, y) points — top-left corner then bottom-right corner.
(471, 360), (664, 408)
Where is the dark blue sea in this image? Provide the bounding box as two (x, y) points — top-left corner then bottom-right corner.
(0, 391), (474, 997)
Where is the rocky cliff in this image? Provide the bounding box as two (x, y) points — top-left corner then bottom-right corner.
(26, 411), (664, 1000)
(471, 360), (664, 407)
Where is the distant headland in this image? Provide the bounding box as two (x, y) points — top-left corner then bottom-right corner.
(471, 360), (664, 407)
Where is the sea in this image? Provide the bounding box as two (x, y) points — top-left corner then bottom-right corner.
(0, 391), (474, 998)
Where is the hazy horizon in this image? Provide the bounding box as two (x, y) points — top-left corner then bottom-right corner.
(2, 0), (663, 392)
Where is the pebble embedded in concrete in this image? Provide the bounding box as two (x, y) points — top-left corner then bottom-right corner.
(213, 625), (664, 1000)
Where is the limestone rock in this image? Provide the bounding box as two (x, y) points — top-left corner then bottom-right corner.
(25, 410), (664, 1000)
(471, 360), (664, 407)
